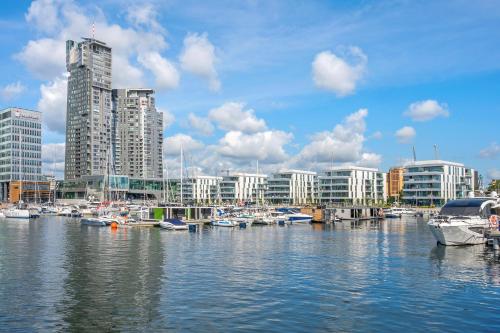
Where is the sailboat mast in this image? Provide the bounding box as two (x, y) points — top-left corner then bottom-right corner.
(180, 145), (183, 206)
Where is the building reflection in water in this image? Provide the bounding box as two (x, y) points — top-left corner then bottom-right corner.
(59, 224), (165, 332)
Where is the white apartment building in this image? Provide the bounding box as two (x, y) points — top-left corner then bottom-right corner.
(318, 166), (387, 205)
(220, 173), (267, 204)
(266, 170), (316, 205)
(402, 160), (475, 206)
(181, 176), (222, 204)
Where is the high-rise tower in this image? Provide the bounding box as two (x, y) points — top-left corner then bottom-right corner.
(65, 38), (112, 180)
(112, 89), (163, 179)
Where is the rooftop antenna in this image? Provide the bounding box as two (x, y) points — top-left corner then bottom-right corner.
(92, 21), (95, 39)
(433, 144), (440, 160)
(412, 145), (417, 162)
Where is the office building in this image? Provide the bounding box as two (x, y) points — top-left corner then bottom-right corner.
(65, 38), (112, 180)
(402, 160), (475, 206)
(0, 108), (49, 202)
(318, 166), (387, 205)
(266, 170), (316, 205)
(112, 88), (163, 179)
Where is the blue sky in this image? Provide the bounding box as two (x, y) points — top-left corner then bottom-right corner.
(1, 0), (500, 181)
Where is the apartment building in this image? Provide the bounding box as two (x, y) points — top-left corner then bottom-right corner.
(266, 170), (316, 205)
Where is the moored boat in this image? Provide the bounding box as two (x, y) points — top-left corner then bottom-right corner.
(80, 218), (107, 226)
(159, 218), (188, 230)
(211, 219), (237, 227)
(428, 198), (500, 246)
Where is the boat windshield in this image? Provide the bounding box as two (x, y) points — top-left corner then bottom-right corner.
(439, 199), (489, 216)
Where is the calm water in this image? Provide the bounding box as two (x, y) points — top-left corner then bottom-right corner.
(0, 217), (499, 332)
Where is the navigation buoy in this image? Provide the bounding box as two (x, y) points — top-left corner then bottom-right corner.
(111, 221), (118, 229)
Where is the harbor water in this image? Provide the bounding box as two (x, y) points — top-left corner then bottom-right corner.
(1, 216), (499, 332)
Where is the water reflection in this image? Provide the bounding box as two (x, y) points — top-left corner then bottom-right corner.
(59, 223), (165, 332)
(0, 216), (499, 331)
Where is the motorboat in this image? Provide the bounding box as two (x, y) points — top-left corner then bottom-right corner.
(211, 219), (237, 227)
(159, 218), (188, 230)
(428, 198), (500, 246)
(285, 212), (312, 223)
(383, 207), (417, 218)
(41, 206), (58, 215)
(81, 218), (107, 226)
(4, 208), (30, 219)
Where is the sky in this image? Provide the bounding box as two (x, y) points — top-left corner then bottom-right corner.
(1, 0), (500, 182)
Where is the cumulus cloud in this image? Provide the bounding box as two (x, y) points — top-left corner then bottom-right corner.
(209, 102), (267, 133)
(479, 143), (500, 159)
(15, 38), (66, 80)
(0, 81), (25, 101)
(138, 52), (180, 90)
(180, 32), (220, 91)
(37, 75), (67, 134)
(395, 126), (416, 144)
(164, 134), (204, 156)
(357, 152), (382, 168)
(217, 130), (293, 163)
(312, 46), (367, 97)
(404, 99), (449, 121)
(296, 109), (370, 165)
(126, 4), (163, 32)
(188, 113), (214, 136)
(17, 0), (177, 89)
(42, 142), (65, 177)
(157, 107), (175, 131)
(25, 0), (60, 34)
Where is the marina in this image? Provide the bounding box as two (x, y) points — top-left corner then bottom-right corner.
(0, 215), (499, 331)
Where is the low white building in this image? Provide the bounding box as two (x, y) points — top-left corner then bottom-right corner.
(266, 170), (316, 205)
(318, 166), (387, 205)
(220, 173), (267, 204)
(181, 175), (222, 204)
(402, 160), (475, 206)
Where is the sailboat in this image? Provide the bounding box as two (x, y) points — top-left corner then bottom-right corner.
(5, 137), (30, 219)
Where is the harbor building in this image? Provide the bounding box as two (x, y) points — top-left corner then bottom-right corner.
(0, 108), (50, 203)
(65, 38), (112, 180)
(402, 160), (475, 206)
(112, 88), (163, 179)
(220, 173), (267, 204)
(266, 170), (316, 205)
(387, 167), (404, 201)
(181, 176), (222, 204)
(318, 166), (387, 205)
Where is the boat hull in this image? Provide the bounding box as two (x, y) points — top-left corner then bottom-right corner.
(428, 221), (488, 246)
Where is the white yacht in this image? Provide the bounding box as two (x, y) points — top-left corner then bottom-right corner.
(383, 207), (417, 218)
(159, 219), (188, 230)
(4, 208), (30, 219)
(428, 198), (500, 246)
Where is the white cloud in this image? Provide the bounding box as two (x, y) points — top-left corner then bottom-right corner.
(371, 131), (383, 140)
(38, 75), (67, 134)
(479, 143), (500, 159)
(15, 38), (66, 80)
(0, 81), (25, 101)
(158, 108), (175, 131)
(188, 113), (214, 136)
(357, 152), (382, 168)
(17, 0), (177, 90)
(312, 46), (367, 97)
(395, 126), (416, 144)
(180, 32), (220, 91)
(296, 109), (370, 165)
(164, 134), (204, 156)
(42, 142), (65, 177)
(217, 130), (293, 163)
(25, 0), (60, 34)
(209, 102), (267, 133)
(138, 52), (180, 90)
(126, 4), (163, 32)
(404, 99), (449, 121)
